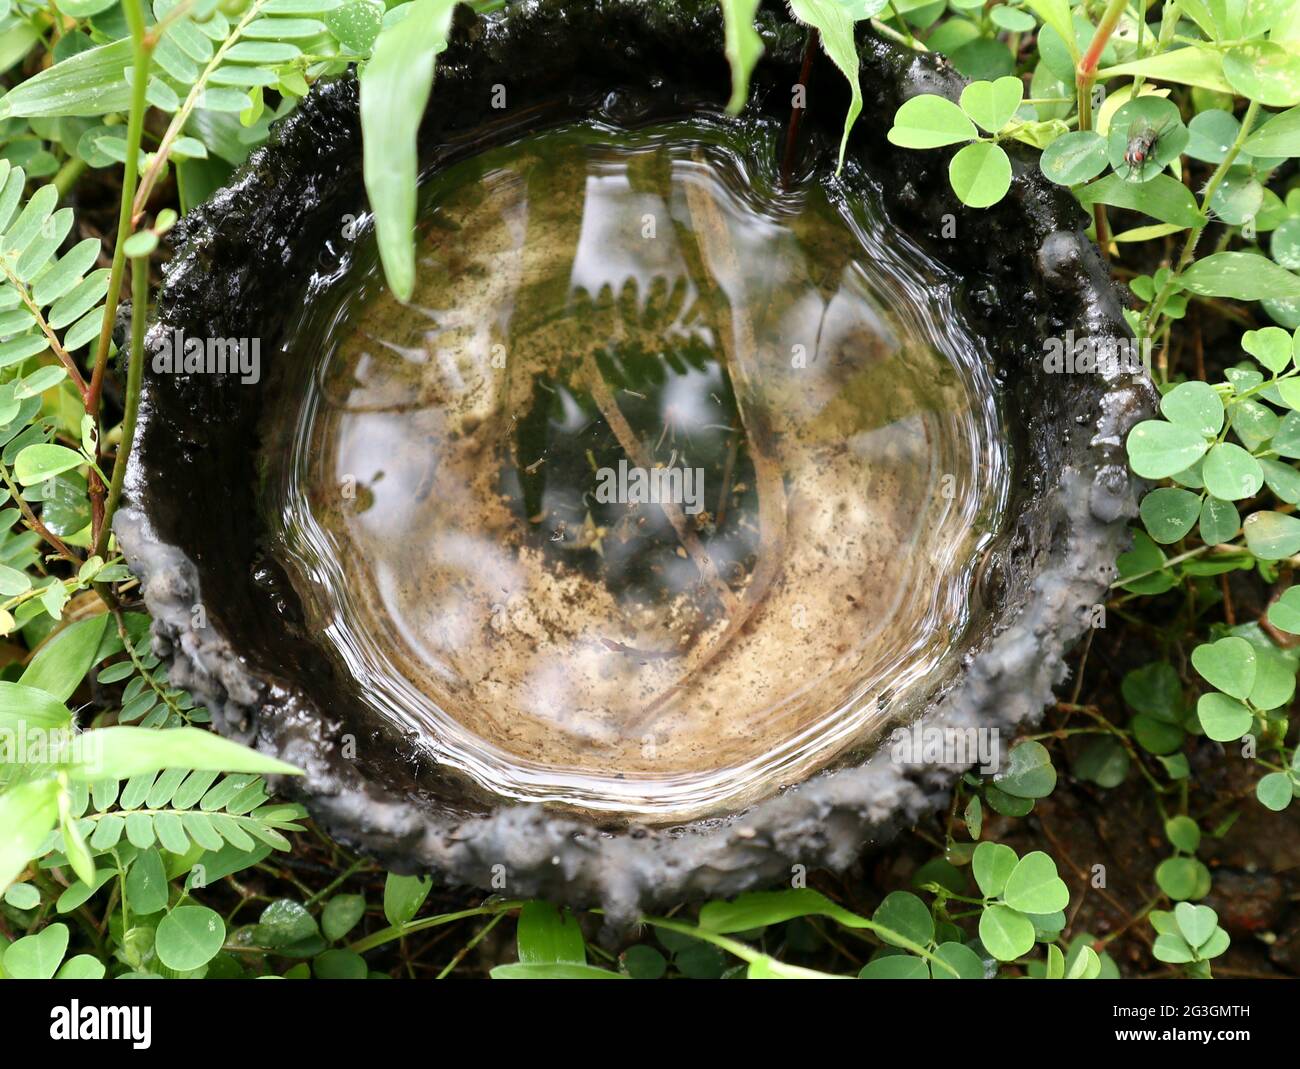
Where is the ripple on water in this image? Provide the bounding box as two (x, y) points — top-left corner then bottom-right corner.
(259, 119), (1009, 822)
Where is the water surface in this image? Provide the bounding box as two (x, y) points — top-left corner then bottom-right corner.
(261, 120), (1008, 821)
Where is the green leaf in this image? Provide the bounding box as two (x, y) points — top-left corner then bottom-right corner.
(491, 962), (626, 979)
(1153, 932), (1196, 963)
(1160, 380), (1224, 435)
(972, 840), (1018, 898)
(1173, 903), (1218, 950)
(1182, 252), (1300, 300)
(1164, 815), (1201, 853)
(872, 891), (934, 949)
(984, 782), (1034, 816)
(1191, 637), (1257, 698)
(256, 898), (319, 948)
(959, 76), (1023, 134)
(1076, 173), (1205, 230)
(1186, 109), (1242, 164)
(1244, 509), (1300, 558)
(1024, 0), (1076, 58)
(1002, 851), (1070, 914)
(0, 39), (134, 118)
(993, 740), (1056, 798)
(0, 680), (71, 730)
(359, 0), (457, 301)
(312, 947), (367, 979)
(68, 726), (302, 781)
(1097, 45), (1234, 95)
(1202, 442), (1263, 501)
(1200, 497), (1241, 545)
(1127, 419), (1211, 478)
(1246, 642), (1295, 711)
(1196, 692), (1254, 742)
(1072, 736), (1130, 788)
(978, 903), (1035, 961)
(719, 0), (763, 114)
(14, 365), (68, 400)
(55, 954), (107, 980)
(931, 940), (984, 979)
(3, 921), (68, 978)
(788, 0), (863, 170)
(947, 142), (1012, 208)
(324, 0), (382, 53)
(1139, 487), (1201, 543)
(1122, 661), (1182, 720)
(125, 846), (170, 915)
(1256, 771), (1295, 810)
(517, 901), (585, 964)
(858, 954), (929, 979)
(321, 893), (366, 941)
(0, 778), (60, 892)
(13, 443), (83, 485)
(382, 872), (432, 927)
(1039, 130), (1108, 185)
(699, 888), (869, 934)
(1267, 586), (1300, 633)
(1155, 856), (1211, 901)
(19, 614), (109, 702)
(1243, 104), (1300, 157)
(156, 905), (225, 970)
(1223, 43), (1300, 107)
(887, 94), (978, 148)
(1242, 326), (1295, 372)
(622, 944), (667, 978)
(4, 881), (40, 910)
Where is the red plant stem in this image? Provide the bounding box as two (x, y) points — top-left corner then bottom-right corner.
(781, 28), (818, 187)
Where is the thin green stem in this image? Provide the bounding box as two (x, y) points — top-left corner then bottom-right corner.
(88, 0), (153, 550)
(93, 255), (147, 559)
(1142, 98), (1262, 337)
(348, 900), (526, 954)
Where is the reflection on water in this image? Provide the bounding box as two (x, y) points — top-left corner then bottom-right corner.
(261, 120), (1008, 821)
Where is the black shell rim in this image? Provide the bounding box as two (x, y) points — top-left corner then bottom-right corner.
(114, 0), (1155, 928)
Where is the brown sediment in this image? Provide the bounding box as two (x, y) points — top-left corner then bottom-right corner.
(632, 162), (792, 725)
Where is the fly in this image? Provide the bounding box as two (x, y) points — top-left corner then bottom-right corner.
(1123, 118), (1173, 180)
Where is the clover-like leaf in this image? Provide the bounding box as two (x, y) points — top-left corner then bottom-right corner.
(1139, 487), (1200, 544)
(887, 94), (978, 148)
(1244, 510), (1300, 559)
(978, 903), (1035, 962)
(1191, 637), (1256, 699)
(1126, 420), (1211, 479)
(1001, 851), (1070, 914)
(1196, 692), (1254, 742)
(959, 76), (1024, 134)
(948, 142), (1012, 208)
(1040, 130), (1108, 185)
(1159, 380), (1223, 437)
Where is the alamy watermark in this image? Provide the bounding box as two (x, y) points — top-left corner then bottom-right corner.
(593, 459), (705, 515)
(0, 723), (101, 767)
(153, 328), (261, 384)
(1042, 330), (1152, 376)
(889, 722), (1001, 775)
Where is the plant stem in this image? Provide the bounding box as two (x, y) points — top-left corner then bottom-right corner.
(1075, 0), (1128, 133)
(1142, 98), (1262, 336)
(1074, 0), (1128, 259)
(0, 463), (79, 565)
(93, 255), (147, 559)
(348, 900), (526, 954)
(132, 0), (265, 225)
(88, 0), (153, 549)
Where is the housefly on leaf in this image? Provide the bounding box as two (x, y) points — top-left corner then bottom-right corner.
(1123, 118), (1174, 180)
